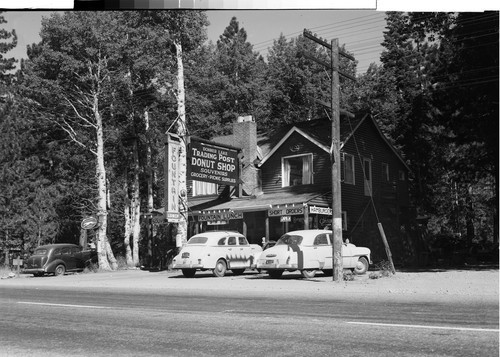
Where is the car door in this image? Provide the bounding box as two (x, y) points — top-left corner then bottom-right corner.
(226, 236), (242, 268)
(71, 246), (85, 269)
(60, 246), (77, 270)
(313, 233), (332, 270)
(237, 236), (252, 267)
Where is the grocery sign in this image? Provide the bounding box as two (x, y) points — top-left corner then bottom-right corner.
(188, 138), (239, 186)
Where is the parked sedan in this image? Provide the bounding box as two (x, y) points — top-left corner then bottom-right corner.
(257, 230), (371, 279)
(22, 243), (97, 277)
(172, 231), (263, 278)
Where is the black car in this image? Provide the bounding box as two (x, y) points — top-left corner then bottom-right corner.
(22, 243), (97, 277)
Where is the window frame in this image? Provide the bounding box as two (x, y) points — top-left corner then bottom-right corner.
(281, 153), (314, 188)
(381, 162), (390, 182)
(341, 211), (347, 231)
(342, 153), (355, 185)
(363, 157), (372, 197)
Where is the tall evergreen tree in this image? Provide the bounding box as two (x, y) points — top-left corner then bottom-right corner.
(209, 17), (270, 133)
(0, 11), (17, 88)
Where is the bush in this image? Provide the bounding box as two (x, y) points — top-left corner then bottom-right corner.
(375, 260), (393, 277)
(343, 270), (355, 281)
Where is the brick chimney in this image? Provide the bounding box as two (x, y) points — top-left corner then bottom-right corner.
(234, 116), (260, 196)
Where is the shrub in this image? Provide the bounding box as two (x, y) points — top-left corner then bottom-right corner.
(375, 260), (393, 277)
(343, 270), (355, 281)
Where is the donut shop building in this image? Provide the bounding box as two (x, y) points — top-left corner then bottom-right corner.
(182, 114), (411, 262)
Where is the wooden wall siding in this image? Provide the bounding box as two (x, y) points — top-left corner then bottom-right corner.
(341, 118), (410, 207)
(261, 131), (331, 193)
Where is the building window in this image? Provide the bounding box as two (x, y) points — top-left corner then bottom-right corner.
(399, 170), (406, 181)
(342, 153), (355, 185)
(341, 211), (347, 231)
(192, 180), (217, 196)
(363, 157), (372, 196)
(382, 162), (390, 182)
(282, 154), (313, 187)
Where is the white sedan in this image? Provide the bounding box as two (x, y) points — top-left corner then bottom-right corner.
(172, 231), (263, 278)
(256, 230), (371, 279)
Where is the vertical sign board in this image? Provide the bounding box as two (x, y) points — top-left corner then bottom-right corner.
(188, 139), (239, 186)
(165, 133), (182, 222)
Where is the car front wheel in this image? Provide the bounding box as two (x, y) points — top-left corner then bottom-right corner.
(268, 270), (284, 278)
(213, 259), (227, 277)
(354, 257), (369, 275)
(301, 269), (316, 279)
(54, 264), (66, 276)
(182, 269), (196, 278)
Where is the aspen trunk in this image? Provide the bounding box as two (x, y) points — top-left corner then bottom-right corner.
(123, 178), (134, 267)
(131, 138), (141, 267)
(174, 40), (188, 250)
(145, 110), (154, 264)
(95, 93), (112, 270)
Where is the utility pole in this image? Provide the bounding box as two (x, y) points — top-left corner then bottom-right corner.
(303, 29), (355, 282)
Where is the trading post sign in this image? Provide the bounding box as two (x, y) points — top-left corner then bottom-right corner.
(165, 133), (181, 222)
(188, 139), (239, 186)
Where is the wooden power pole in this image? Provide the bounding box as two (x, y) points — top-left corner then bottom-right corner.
(303, 30), (355, 282)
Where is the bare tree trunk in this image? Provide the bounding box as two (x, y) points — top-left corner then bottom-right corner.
(145, 110), (154, 265)
(131, 138), (141, 267)
(123, 178), (134, 267)
(174, 40), (188, 251)
(94, 92), (117, 271)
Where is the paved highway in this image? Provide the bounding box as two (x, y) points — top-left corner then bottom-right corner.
(1, 285), (498, 356)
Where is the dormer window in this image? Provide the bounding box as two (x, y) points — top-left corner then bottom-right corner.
(282, 154), (313, 187)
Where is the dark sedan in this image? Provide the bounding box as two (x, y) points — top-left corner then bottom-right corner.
(22, 243), (97, 277)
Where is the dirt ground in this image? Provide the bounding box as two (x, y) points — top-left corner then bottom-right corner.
(1, 265), (498, 304)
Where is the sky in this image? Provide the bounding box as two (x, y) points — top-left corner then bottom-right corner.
(3, 10), (386, 74)
(2, 1), (498, 75)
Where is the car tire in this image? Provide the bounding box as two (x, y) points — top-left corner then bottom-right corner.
(213, 259), (227, 277)
(231, 269), (245, 276)
(182, 269), (196, 278)
(268, 270), (284, 279)
(322, 269), (333, 276)
(301, 269), (316, 279)
(54, 264), (66, 276)
(354, 257), (369, 275)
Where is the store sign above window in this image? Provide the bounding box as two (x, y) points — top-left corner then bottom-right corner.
(197, 211), (243, 222)
(268, 206), (305, 217)
(188, 138), (239, 186)
(309, 206), (332, 215)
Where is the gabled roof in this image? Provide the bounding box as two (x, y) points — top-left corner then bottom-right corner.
(257, 114), (410, 171)
(258, 126), (330, 165)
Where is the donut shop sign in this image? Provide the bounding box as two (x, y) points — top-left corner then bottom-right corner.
(188, 138), (239, 186)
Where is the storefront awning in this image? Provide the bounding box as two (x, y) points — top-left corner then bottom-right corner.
(190, 190), (331, 214)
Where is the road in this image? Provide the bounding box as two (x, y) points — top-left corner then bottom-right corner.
(1, 284), (498, 356)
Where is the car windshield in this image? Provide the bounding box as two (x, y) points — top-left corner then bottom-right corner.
(34, 248), (48, 256)
(187, 236), (208, 245)
(276, 234), (303, 246)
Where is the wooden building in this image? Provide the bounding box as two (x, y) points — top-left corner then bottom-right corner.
(185, 114), (412, 263)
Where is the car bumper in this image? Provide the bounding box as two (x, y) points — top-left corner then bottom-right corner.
(172, 262), (204, 269)
(257, 263), (298, 270)
(21, 268), (46, 274)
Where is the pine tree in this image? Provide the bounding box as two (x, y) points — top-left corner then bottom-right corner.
(0, 12), (17, 87)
